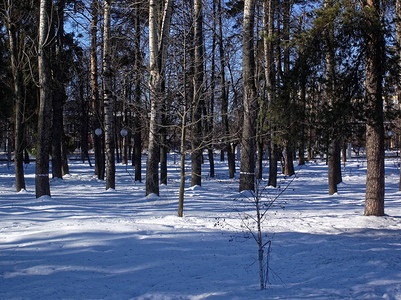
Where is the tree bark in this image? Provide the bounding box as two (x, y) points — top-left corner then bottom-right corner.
(36, 0), (52, 198)
(178, 3), (189, 217)
(191, 0), (204, 187)
(298, 71), (306, 166)
(207, 0), (217, 179)
(133, 1), (142, 182)
(264, 0), (278, 187)
(218, 0), (234, 179)
(282, 0), (294, 177)
(324, 0), (342, 195)
(328, 141), (341, 195)
(147, 0), (162, 196)
(239, 0), (257, 192)
(51, 0), (66, 179)
(363, 0), (385, 216)
(256, 140), (263, 180)
(6, 6), (26, 192)
(103, 0), (115, 190)
(160, 82), (168, 185)
(146, 0), (174, 196)
(91, 0), (105, 180)
(160, 120), (168, 185)
(396, 0), (401, 191)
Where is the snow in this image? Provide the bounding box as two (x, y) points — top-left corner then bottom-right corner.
(1, 155), (401, 299)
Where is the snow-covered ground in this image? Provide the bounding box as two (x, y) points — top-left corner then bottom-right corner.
(1, 154), (401, 299)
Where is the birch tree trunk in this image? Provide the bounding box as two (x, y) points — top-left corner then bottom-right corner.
(363, 0), (385, 216)
(5, 2), (26, 192)
(146, 0), (174, 196)
(191, 0), (204, 187)
(239, 0), (257, 192)
(36, 0), (52, 198)
(103, 0), (115, 190)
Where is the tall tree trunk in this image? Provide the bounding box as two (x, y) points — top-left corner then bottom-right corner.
(363, 0), (385, 216)
(6, 8), (26, 192)
(147, 0), (161, 195)
(282, 0), (294, 177)
(191, 0), (204, 187)
(239, 0), (257, 192)
(218, 0), (234, 178)
(36, 0), (52, 198)
(134, 1), (142, 182)
(91, 0), (104, 180)
(207, 0), (217, 179)
(264, 0), (277, 187)
(255, 3), (264, 181)
(103, 0), (115, 190)
(51, 0), (66, 179)
(146, 0), (174, 196)
(396, 0), (401, 191)
(178, 3), (189, 217)
(324, 0), (341, 195)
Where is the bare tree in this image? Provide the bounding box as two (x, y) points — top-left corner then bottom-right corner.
(36, 0), (52, 198)
(363, 0), (385, 216)
(146, 0), (174, 196)
(177, 1), (189, 217)
(239, 0), (257, 192)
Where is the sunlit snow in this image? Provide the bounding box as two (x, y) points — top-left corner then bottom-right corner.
(1, 154), (401, 299)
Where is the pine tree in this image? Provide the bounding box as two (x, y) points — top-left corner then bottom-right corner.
(363, 0), (385, 216)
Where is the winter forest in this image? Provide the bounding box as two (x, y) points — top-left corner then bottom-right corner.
(1, 0), (401, 299)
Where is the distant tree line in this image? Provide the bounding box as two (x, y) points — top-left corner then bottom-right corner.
(0, 0), (400, 216)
